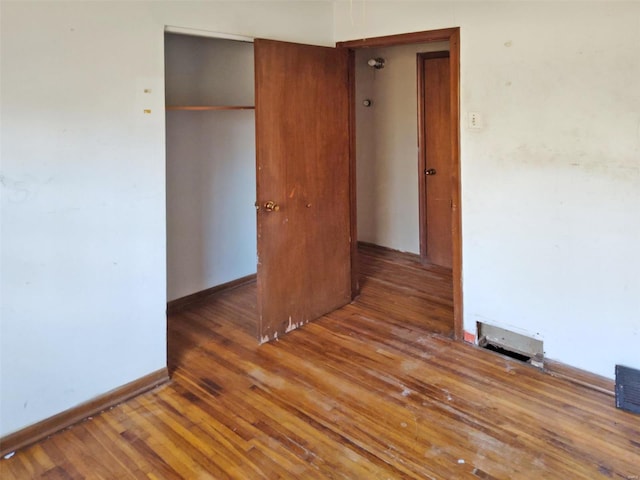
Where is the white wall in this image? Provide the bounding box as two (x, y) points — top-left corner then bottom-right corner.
(337, 1), (640, 379)
(356, 42), (448, 253)
(0, 1), (333, 437)
(165, 35), (256, 301)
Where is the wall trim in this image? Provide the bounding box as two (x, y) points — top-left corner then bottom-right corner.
(167, 274), (257, 314)
(164, 25), (254, 43)
(337, 27), (459, 49)
(544, 359), (615, 397)
(0, 368), (169, 457)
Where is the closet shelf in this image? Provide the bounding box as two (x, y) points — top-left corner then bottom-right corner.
(166, 105), (255, 111)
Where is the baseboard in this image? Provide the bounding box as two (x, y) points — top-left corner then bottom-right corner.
(357, 241), (421, 260)
(0, 367), (169, 457)
(544, 359), (615, 397)
(471, 336), (615, 397)
(167, 274), (257, 314)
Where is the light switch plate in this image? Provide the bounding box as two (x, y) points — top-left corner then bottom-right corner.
(468, 112), (483, 129)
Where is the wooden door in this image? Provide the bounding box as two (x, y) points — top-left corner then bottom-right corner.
(419, 52), (452, 268)
(254, 39), (351, 342)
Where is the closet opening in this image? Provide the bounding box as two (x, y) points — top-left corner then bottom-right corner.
(164, 32), (258, 341)
(164, 31), (353, 350)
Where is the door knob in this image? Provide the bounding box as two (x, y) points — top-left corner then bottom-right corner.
(264, 200), (280, 212)
(425, 168), (437, 176)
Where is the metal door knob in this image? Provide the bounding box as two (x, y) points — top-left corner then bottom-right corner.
(425, 168), (437, 176)
(264, 201), (280, 212)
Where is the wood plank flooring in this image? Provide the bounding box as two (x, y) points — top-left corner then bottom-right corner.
(2, 246), (639, 479)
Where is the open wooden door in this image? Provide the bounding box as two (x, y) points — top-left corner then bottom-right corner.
(254, 39), (351, 342)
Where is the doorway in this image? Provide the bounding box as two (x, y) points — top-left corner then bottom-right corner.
(164, 32), (257, 318)
(165, 31), (353, 344)
(339, 28), (462, 339)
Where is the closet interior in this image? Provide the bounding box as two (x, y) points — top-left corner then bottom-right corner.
(165, 33), (257, 308)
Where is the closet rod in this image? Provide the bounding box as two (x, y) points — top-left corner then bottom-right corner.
(164, 26), (254, 43)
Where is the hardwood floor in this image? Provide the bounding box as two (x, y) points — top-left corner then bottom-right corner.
(2, 246), (639, 479)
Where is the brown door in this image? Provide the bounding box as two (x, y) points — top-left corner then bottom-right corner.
(254, 39), (351, 342)
(418, 52), (452, 268)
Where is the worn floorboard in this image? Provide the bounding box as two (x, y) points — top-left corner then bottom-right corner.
(2, 246), (638, 479)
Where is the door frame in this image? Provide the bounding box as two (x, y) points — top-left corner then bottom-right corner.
(337, 27), (463, 341)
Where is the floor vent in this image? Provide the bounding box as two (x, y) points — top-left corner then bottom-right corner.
(615, 365), (640, 414)
(477, 322), (544, 369)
